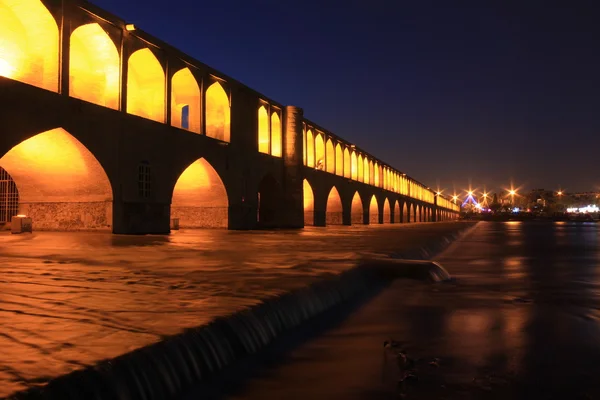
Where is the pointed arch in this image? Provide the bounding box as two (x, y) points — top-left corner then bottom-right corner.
(206, 81), (230, 142)
(383, 198), (391, 224)
(315, 133), (325, 170)
(325, 139), (335, 173)
(351, 191), (364, 225)
(270, 111), (282, 157)
(357, 155), (364, 182)
(127, 48), (165, 122)
(374, 162), (380, 187)
(363, 157), (370, 185)
(258, 105), (269, 154)
(69, 23), (119, 109)
(326, 186), (343, 225)
(394, 200), (400, 223)
(351, 151), (358, 180)
(171, 67), (201, 133)
(0, 0), (59, 91)
(171, 158), (228, 228)
(306, 130), (315, 167)
(0, 128), (113, 230)
(403, 202), (409, 223)
(343, 148), (351, 178)
(417, 205), (421, 222)
(303, 179), (314, 226)
(369, 195), (379, 224)
(335, 144), (343, 176)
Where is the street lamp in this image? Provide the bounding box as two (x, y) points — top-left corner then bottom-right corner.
(509, 189), (516, 205)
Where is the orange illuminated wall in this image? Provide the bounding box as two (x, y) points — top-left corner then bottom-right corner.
(325, 139), (335, 173)
(351, 152), (358, 180)
(303, 179), (314, 226)
(306, 130), (315, 167)
(326, 186), (343, 225)
(258, 106), (269, 154)
(315, 133), (325, 170)
(369, 195), (379, 224)
(363, 158), (370, 185)
(0, 128), (113, 230)
(171, 68), (201, 133)
(206, 82), (230, 142)
(69, 23), (119, 109)
(357, 155), (363, 182)
(374, 163), (380, 187)
(127, 48), (165, 122)
(369, 160), (374, 184)
(335, 144), (343, 176)
(171, 158), (228, 228)
(270, 112), (282, 157)
(343, 148), (350, 178)
(351, 192), (363, 224)
(302, 127), (307, 165)
(0, 0), (59, 91)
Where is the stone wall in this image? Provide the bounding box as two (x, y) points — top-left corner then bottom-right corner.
(170, 206), (228, 229)
(19, 201), (112, 230)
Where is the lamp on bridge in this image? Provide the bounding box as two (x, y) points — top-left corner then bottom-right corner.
(125, 24), (136, 31)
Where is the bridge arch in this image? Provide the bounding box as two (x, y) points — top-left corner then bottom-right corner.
(351, 151), (358, 180)
(306, 130), (314, 167)
(206, 81), (230, 142)
(369, 195), (379, 224)
(357, 154), (364, 182)
(343, 148), (351, 178)
(326, 186), (343, 225)
(394, 200), (400, 223)
(69, 23), (120, 109)
(303, 179), (314, 226)
(363, 157), (370, 185)
(270, 111), (282, 157)
(314, 133), (325, 170)
(335, 144), (343, 176)
(171, 67), (201, 133)
(350, 191), (364, 225)
(170, 157), (228, 228)
(0, 128), (114, 230)
(258, 105), (269, 153)
(127, 48), (165, 122)
(257, 173), (283, 227)
(403, 202), (409, 223)
(325, 139), (335, 173)
(0, 0), (59, 92)
(383, 198), (391, 224)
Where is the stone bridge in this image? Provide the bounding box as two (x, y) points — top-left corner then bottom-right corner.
(0, 0), (460, 234)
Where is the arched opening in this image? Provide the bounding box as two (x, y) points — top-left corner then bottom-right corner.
(371, 161), (376, 186)
(351, 151), (358, 180)
(258, 105), (269, 154)
(206, 81), (230, 142)
(394, 200), (400, 223)
(0, 128), (113, 230)
(70, 23), (119, 109)
(357, 155), (364, 182)
(351, 191), (363, 225)
(405, 203), (411, 223)
(257, 174), (282, 227)
(306, 130), (314, 167)
(0, 167), (19, 226)
(363, 157), (370, 185)
(303, 179), (314, 226)
(326, 186), (343, 225)
(315, 134), (325, 170)
(171, 67), (201, 133)
(271, 111), (282, 157)
(383, 198), (391, 223)
(335, 144), (343, 176)
(127, 48), (164, 122)
(343, 148), (351, 178)
(171, 158), (228, 229)
(0, 0), (59, 91)
(325, 139), (335, 173)
(369, 195), (379, 224)
(416, 205), (421, 222)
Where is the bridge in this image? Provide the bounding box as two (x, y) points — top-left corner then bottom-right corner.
(0, 0), (460, 234)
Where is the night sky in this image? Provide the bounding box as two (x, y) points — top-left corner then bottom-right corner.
(93, 0), (599, 194)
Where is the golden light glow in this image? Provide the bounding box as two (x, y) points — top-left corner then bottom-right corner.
(306, 130), (315, 167)
(403, 202), (409, 222)
(394, 200), (400, 223)
(302, 128), (307, 165)
(315, 133), (325, 170)
(383, 198), (391, 224)
(343, 148), (351, 178)
(374, 163), (380, 187)
(351, 191), (363, 224)
(357, 155), (364, 182)
(335, 144), (343, 176)
(350, 151), (358, 180)
(171, 158), (228, 228)
(206, 82), (230, 142)
(258, 106), (269, 153)
(303, 179), (314, 226)
(509, 190), (516, 196)
(363, 157), (370, 185)
(127, 48), (165, 122)
(69, 23), (119, 109)
(369, 195), (379, 224)
(369, 160), (374, 185)
(326, 186), (343, 225)
(325, 139), (335, 173)
(557, 191), (563, 196)
(0, 0), (59, 91)
(270, 112), (282, 157)
(171, 67), (201, 133)
(125, 24), (136, 31)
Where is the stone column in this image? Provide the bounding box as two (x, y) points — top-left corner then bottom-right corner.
(281, 105), (304, 228)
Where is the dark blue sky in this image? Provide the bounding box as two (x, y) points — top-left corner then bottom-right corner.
(94, 0), (599, 194)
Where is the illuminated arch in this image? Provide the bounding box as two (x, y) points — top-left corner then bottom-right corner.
(343, 148), (351, 178)
(69, 23), (119, 109)
(127, 48), (165, 122)
(325, 139), (335, 173)
(306, 130), (315, 167)
(403, 202), (409, 223)
(363, 157), (370, 185)
(302, 128), (307, 165)
(369, 195), (379, 224)
(357, 155), (364, 182)
(326, 186), (343, 225)
(351, 191), (363, 225)
(258, 105), (269, 154)
(351, 151), (358, 180)
(374, 163), (380, 187)
(271, 112), (282, 157)
(394, 200), (400, 223)
(416, 205), (421, 222)
(171, 158), (228, 228)
(335, 144), (343, 176)
(369, 161), (375, 186)
(383, 198), (391, 224)
(0, 0), (59, 91)
(315, 134), (325, 170)
(171, 68), (201, 133)
(0, 128), (113, 230)
(303, 179), (314, 226)
(206, 81), (230, 142)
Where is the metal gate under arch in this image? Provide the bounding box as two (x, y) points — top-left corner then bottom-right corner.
(0, 167), (19, 224)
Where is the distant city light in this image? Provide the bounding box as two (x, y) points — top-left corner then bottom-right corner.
(512, 207), (520, 213)
(509, 190), (516, 196)
(567, 205), (599, 214)
(557, 191), (563, 196)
